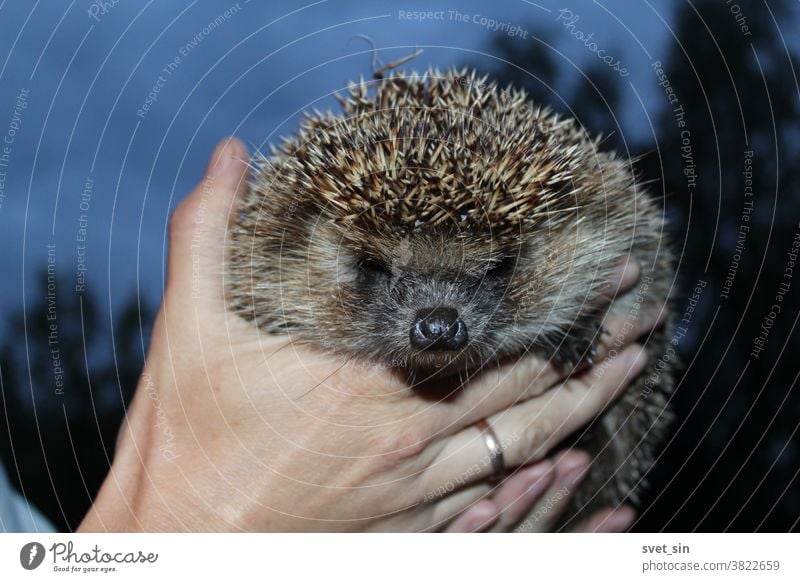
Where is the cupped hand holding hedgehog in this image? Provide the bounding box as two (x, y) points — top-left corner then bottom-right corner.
(227, 68), (675, 529)
(79, 133), (662, 532)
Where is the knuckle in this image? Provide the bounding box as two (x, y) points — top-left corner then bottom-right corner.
(514, 357), (553, 399)
(516, 418), (550, 463)
(376, 426), (431, 467)
(168, 199), (198, 240)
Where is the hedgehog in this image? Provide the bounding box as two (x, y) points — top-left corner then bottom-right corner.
(226, 67), (675, 526)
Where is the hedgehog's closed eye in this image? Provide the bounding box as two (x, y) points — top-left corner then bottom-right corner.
(356, 256), (391, 283)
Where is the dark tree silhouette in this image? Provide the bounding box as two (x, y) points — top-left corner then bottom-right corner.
(635, 0), (800, 532)
(0, 270), (152, 530)
(485, 0), (799, 531)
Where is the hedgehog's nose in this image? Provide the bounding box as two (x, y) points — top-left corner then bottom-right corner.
(410, 308), (468, 351)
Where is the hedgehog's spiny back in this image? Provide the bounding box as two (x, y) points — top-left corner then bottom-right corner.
(252, 68), (618, 236)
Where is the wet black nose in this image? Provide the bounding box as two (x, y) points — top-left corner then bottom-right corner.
(410, 308), (468, 351)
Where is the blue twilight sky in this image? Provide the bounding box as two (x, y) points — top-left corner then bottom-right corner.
(0, 0), (681, 324)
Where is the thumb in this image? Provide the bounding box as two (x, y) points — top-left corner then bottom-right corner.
(165, 137), (250, 315)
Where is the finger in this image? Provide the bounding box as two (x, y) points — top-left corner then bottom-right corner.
(602, 256), (641, 298)
(420, 344), (648, 492)
(572, 505), (637, 533)
(166, 137), (250, 312)
(428, 353), (563, 434)
(594, 302), (664, 363)
(428, 460), (555, 532)
(418, 481), (493, 532)
(443, 499), (499, 533)
(494, 345), (648, 467)
(485, 460), (555, 532)
(513, 449), (590, 532)
(428, 286), (661, 436)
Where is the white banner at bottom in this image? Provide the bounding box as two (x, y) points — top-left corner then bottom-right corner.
(0, 533), (796, 581)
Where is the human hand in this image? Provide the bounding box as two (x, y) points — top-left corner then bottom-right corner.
(444, 256), (650, 533)
(79, 138), (655, 532)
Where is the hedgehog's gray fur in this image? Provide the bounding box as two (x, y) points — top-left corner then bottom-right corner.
(227, 68), (675, 527)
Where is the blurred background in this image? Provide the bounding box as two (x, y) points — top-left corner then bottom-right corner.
(0, 0), (797, 532)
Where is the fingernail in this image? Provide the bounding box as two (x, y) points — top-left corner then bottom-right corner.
(628, 345), (649, 375)
(606, 258), (639, 294)
(557, 454), (589, 488)
(611, 260), (628, 285)
(605, 506), (636, 532)
(207, 139), (236, 177)
(639, 308), (666, 334)
(564, 464), (589, 488)
(620, 259), (640, 286)
(468, 504), (498, 532)
(523, 462), (554, 500)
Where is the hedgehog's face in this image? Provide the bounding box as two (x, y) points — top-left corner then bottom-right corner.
(339, 230), (514, 377)
(292, 217), (595, 380)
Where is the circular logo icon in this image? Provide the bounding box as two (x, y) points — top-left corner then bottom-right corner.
(19, 542), (46, 570)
